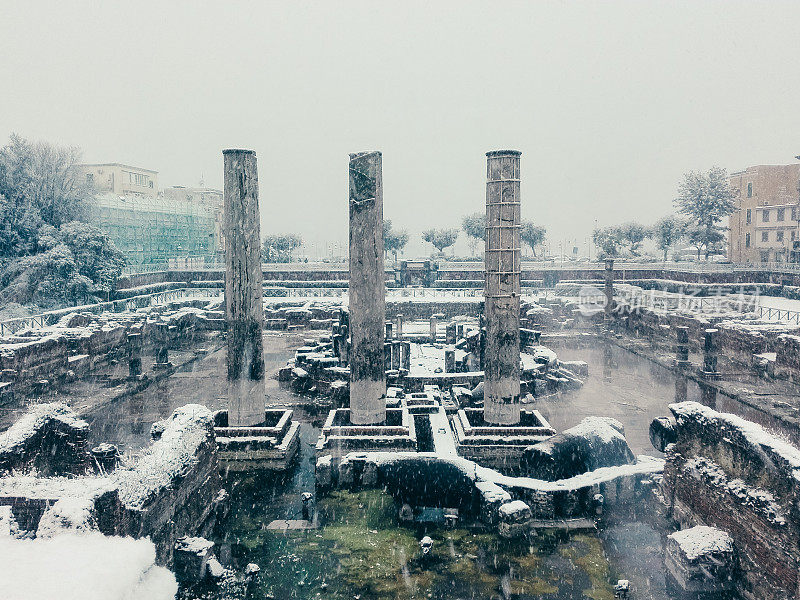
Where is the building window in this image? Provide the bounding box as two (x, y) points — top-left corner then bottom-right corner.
(761, 250), (770, 262)
(746, 209), (751, 224)
(777, 230), (784, 242)
(745, 233), (751, 248)
(763, 209), (770, 222)
(127, 172), (149, 186)
(762, 231), (769, 242)
(778, 208), (785, 221)
(747, 182), (753, 197)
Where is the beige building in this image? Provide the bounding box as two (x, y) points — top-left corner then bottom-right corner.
(79, 163), (159, 198)
(728, 163), (800, 263)
(163, 186), (225, 257)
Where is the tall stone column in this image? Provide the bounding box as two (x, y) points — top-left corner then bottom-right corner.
(484, 150), (521, 425)
(348, 151), (386, 424)
(604, 258), (615, 321)
(223, 149), (265, 426)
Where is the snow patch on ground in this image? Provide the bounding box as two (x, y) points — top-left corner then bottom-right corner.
(0, 532), (177, 600)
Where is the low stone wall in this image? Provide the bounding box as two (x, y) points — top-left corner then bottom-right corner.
(657, 401), (800, 600)
(316, 451), (663, 531)
(622, 305), (800, 380)
(114, 404), (225, 565)
(0, 300), (224, 403)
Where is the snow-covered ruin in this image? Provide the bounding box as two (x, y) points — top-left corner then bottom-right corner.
(4, 148), (800, 600)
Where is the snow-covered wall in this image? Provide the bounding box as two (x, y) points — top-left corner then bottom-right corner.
(660, 401), (800, 600)
(0, 403), (90, 476)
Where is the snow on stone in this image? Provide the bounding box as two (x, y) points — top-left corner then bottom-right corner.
(36, 496), (96, 538)
(0, 505), (19, 538)
(670, 401), (800, 476)
(346, 450), (663, 494)
(528, 345), (558, 367)
(175, 535), (214, 555)
(668, 526), (733, 561)
(564, 416), (625, 445)
(0, 474), (113, 500)
(498, 499), (530, 517)
(0, 402), (88, 454)
(115, 404), (213, 509)
(475, 480), (511, 504)
(0, 532), (177, 600)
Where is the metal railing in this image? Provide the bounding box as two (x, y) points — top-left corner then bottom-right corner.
(120, 258), (800, 277)
(755, 306), (800, 324)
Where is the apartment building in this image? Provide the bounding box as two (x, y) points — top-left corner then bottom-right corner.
(79, 163), (159, 198)
(728, 163), (800, 263)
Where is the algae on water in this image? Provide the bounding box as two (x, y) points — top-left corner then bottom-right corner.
(219, 488), (618, 599)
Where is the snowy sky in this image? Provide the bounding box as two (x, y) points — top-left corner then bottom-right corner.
(1, 1), (799, 258)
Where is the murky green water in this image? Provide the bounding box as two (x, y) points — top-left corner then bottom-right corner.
(217, 486), (619, 600)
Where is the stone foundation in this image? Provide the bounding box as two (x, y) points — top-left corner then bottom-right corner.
(214, 408), (300, 472)
(654, 401), (800, 600)
(315, 406), (417, 458)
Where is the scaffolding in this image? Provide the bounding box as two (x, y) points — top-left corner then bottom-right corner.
(88, 193), (218, 265)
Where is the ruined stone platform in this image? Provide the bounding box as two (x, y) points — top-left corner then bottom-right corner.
(452, 407), (556, 472)
(315, 406), (417, 459)
(214, 408), (300, 472)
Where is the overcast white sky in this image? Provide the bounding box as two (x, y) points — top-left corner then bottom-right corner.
(2, 1), (799, 258)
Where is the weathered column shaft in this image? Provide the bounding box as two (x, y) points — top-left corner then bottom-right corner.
(604, 259), (615, 319)
(348, 151), (386, 424)
(675, 325), (690, 367)
(703, 328), (719, 375)
(223, 149), (265, 426)
(484, 150), (521, 425)
(444, 349), (456, 373)
(127, 332), (142, 378)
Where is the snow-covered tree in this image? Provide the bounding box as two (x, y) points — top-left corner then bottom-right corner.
(422, 228), (458, 256)
(674, 167), (734, 260)
(652, 215), (687, 260)
(461, 213), (485, 256)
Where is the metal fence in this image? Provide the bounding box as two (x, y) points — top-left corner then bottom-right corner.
(122, 259), (800, 277)
(755, 306), (800, 324)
